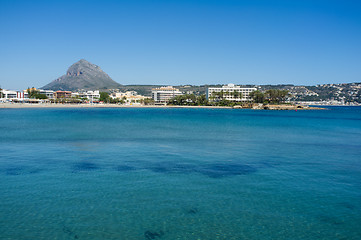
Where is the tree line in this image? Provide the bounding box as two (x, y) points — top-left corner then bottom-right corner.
(27, 88), (48, 99)
(249, 89), (289, 104)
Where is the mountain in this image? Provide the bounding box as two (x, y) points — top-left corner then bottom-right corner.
(42, 59), (121, 91)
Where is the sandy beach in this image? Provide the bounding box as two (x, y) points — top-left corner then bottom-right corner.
(0, 103), (325, 110)
(0, 103), (233, 109)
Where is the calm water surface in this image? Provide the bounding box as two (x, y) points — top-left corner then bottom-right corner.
(0, 107), (361, 239)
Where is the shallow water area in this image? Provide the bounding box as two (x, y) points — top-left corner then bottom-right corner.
(1, 107), (361, 239)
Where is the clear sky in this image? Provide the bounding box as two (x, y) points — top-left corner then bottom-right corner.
(1, 0), (360, 90)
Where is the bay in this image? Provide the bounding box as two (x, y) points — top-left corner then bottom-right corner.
(0, 107), (360, 239)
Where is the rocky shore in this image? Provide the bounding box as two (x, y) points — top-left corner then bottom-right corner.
(250, 104), (325, 110)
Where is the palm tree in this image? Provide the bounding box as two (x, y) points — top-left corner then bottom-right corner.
(216, 90), (224, 100)
(219, 90), (225, 100)
(210, 92), (218, 102)
(250, 90), (265, 103)
(233, 91), (239, 100)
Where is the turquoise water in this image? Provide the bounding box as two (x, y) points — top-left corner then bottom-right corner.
(0, 107), (361, 240)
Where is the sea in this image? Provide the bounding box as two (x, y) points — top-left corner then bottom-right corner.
(0, 107), (360, 240)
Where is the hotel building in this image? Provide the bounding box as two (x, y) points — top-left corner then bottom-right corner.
(38, 89), (55, 99)
(151, 86), (182, 103)
(2, 90), (27, 99)
(72, 90), (100, 100)
(207, 84), (257, 102)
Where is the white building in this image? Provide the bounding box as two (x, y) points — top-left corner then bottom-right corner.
(207, 84), (257, 102)
(2, 90), (26, 99)
(111, 91), (137, 99)
(2, 90), (17, 99)
(38, 89), (54, 99)
(151, 86), (182, 103)
(111, 91), (148, 104)
(72, 90), (100, 100)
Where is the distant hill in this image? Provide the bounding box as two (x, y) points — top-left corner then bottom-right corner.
(42, 59), (121, 91)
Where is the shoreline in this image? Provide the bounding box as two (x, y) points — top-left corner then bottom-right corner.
(0, 103), (325, 110)
(0, 103), (232, 109)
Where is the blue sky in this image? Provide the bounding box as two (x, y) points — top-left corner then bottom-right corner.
(0, 0), (360, 90)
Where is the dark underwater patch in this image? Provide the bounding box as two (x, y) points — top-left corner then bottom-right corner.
(72, 162), (99, 172)
(115, 165), (137, 172)
(5, 167), (23, 175)
(144, 230), (164, 240)
(172, 163), (195, 173)
(63, 225), (79, 239)
(196, 163), (257, 178)
(28, 168), (42, 174)
(148, 165), (169, 173)
(146, 161), (256, 178)
(148, 162), (194, 174)
(5, 166), (42, 176)
(318, 215), (344, 226)
(186, 207), (199, 214)
(257, 160), (278, 168)
(340, 202), (355, 210)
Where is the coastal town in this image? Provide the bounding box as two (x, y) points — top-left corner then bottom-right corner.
(2, 1), (361, 239)
(0, 84), (257, 106)
(1, 59), (360, 108)
(1, 83), (357, 109)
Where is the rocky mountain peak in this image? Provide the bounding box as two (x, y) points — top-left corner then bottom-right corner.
(66, 59), (100, 77)
(41, 59), (121, 91)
